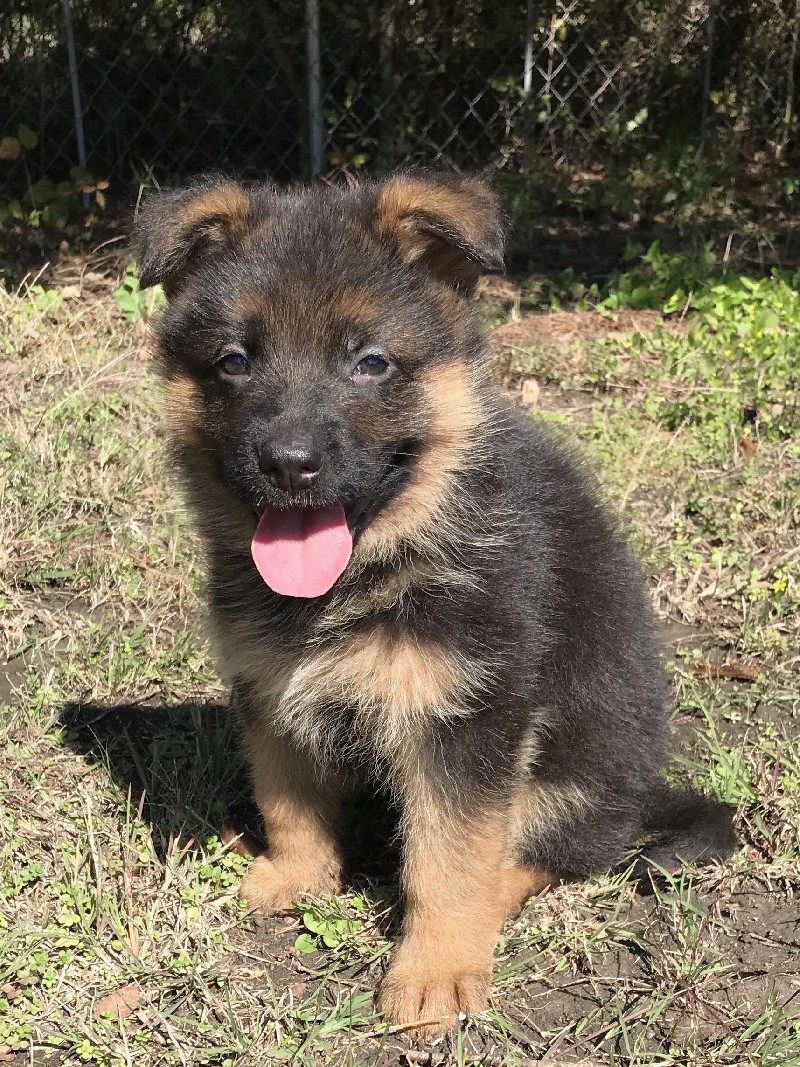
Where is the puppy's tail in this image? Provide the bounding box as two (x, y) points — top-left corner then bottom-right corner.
(634, 782), (737, 877)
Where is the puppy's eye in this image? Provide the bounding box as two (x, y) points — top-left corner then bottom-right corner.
(217, 346), (250, 378)
(352, 352), (391, 380)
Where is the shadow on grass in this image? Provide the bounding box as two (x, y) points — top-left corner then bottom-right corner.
(58, 699), (400, 892)
(59, 700), (257, 856)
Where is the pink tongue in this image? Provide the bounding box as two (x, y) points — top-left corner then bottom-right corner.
(251, 506), (353, 598)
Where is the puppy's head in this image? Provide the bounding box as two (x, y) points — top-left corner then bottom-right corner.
(134, 172), (503, 597)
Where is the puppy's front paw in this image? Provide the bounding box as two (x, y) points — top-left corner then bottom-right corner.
(377, 946), (491, 1038)
(239, 855), (340, 914)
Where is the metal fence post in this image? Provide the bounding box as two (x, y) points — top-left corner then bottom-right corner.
(523, 0), (534, 94)
(306, 0), (324, 178)
(61, 0), (89, 207)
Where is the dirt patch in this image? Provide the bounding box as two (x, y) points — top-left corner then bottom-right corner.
(0, 649), (30, 707)
(0, 213), (128, 291)
(489, 307), (685, 360)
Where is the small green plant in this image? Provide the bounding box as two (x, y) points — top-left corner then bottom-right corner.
(660, 270), (799, 437)
(18, 284), (63, 317)
(1, 285), (64, 352)
(293, 895), (370, 953)
(523, 268), (601, 311)
(114, 264), (165, 323)
(0, 122), (38, 161)
(0, 125), (109, 227)
(599, 245), (800, 440)
(599, 240), (717, 312)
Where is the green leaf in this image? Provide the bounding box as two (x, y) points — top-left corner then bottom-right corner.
(293, 933), (317, 953)
(301, 909), (325, 934)
(663, 289), (686, 315)
(625, 107), (648, 133)
(27, 178), (55, 204)
(41, 202), (69, 229)
(630, 285), (655, 309)
(17, 123), (38, 150)
(70, 165), (95, 187)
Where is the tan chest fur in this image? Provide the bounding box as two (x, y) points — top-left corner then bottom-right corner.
(214, 609), (492, 765)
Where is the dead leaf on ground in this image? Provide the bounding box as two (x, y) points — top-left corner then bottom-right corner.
(692, 661), (759, 683)
(521, 377), (541, 408)
(0, 137), (21, 161)
(739, 435), (757, 459)
(94, 983), (141, 1019)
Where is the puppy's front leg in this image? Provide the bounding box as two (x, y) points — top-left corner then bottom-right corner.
(378, 762), (548, 1038)
(238, 717), (344, 914)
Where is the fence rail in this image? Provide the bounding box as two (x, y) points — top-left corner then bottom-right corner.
(1, 0), (798, 199)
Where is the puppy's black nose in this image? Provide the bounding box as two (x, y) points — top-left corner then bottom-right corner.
(259, 435), (322, 496)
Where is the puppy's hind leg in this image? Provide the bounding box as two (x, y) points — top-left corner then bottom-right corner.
(501, 864), (557, 919)
(511, 776), (736, 883)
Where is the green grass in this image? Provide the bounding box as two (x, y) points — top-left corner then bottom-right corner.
(1, 261), (799, 1066)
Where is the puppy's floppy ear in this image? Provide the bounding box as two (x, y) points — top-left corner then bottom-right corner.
(133, 176), (254, 298)
(375, 172), (504, 293)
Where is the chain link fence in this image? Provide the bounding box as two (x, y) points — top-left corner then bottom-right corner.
(2, 0), (799, 200)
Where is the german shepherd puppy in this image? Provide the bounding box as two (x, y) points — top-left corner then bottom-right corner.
(134, 172), (736, 1037)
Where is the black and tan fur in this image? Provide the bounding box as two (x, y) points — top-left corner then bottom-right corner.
(134, 172), (736, 1037)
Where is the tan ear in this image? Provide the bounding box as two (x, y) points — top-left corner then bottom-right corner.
(375, 173), (504, 293)
(133, 177), (254, 298)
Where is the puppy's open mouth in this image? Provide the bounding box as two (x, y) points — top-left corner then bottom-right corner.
(249, 446), (415, 600)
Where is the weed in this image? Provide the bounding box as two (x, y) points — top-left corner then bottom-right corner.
(523, 268), (601, 311)
(113, 265), (166, 324)
(0, 125), (109, 226)
(293, 893), (382, 954)
(599, 240), (718, 312)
